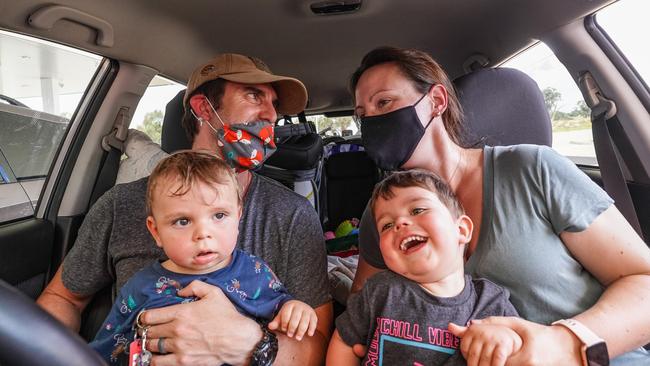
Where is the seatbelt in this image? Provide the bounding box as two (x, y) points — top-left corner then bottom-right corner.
(580, 73), (642, 236)
(89, 107), (129, 207)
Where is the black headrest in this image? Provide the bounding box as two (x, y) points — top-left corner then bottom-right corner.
(454, 67), (552, 147)
(161, 89), (191, 153)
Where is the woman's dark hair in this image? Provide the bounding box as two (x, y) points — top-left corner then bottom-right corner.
(181, 78), (227, 144)
(350, 46), (465, 145)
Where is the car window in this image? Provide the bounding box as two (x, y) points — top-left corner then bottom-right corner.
(596, 0), (650, 87)
(501, 43), (597, 166)
(131, 75), (185, 144)
(281, 114), (359, 138)
(0, 30), (102, 222)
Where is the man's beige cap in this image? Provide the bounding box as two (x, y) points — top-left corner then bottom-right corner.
(184, 53), (308, 115)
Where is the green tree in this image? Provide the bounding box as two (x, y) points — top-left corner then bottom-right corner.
(138, 110), (163, 143)
(542, 87), (562, 120)
(570, 100), (590, 118)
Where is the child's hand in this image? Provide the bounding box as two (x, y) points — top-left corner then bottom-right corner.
(448, 320), (522, 366)
(268, 300), (318, 340)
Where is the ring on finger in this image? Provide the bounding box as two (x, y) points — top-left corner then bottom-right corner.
(158, 337), (167, 355)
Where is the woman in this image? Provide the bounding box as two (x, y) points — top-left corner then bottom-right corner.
(350, 46), (650, 365)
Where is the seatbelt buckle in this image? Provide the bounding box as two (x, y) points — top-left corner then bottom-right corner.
(101, 106), (130, 152)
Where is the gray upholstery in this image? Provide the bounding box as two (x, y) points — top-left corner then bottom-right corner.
(454, 67), (552, 147)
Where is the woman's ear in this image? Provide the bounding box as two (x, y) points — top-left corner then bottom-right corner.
(146, 216), (164, 248)
(457, 214), (474, 245)
(428, 84), (449, 116)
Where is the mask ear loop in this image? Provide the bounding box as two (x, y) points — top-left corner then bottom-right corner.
(190, 97), (225, 135)
(420, 84), (441, 130)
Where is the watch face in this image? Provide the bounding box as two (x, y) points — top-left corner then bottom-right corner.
(585, 342), (609, 366)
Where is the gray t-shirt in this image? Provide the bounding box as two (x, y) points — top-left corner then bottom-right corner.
(336, 271), (518, 365)
(62, 173), (331, 308)
(360, 145), (650, 364)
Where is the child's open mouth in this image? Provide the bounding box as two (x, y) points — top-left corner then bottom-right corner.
(194, 250), (217, 264)
(399, 235), (428, 253)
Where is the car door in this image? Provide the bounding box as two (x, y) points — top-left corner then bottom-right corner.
(0, 29), (114, 298)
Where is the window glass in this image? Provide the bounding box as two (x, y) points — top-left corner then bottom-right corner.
(596, 0), (650, 86)
(281, 114), (359, 138)
(0, 30), (102, 222)
(131, 75), (185, 144)
(502, 43), (597, 165)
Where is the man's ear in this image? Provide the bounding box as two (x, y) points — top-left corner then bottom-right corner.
(428, 84), (449, 116)
(457, 214), (474, 245)
(146, 216), (163, 248)
(189, 94), (210, 121)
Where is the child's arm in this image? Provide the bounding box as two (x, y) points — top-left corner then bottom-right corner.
(268, 299), (317, 341)
(326, 330), (361, 366)
(448, 321), (522, 366)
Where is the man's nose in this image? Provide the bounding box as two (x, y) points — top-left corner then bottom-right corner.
(258, 99), (278, 123)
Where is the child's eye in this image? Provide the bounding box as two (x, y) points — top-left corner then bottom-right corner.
(411, 207), (427, 215)
(213, 212), (226, 220)
(380, 222), (393, 232)
(173, 218), (190, 227)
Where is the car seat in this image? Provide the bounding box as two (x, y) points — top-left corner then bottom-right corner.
(321, 139), (381, 232)
(454, 67), (552, 147)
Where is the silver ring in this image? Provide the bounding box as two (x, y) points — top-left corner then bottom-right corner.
(158, 337), (167, 354)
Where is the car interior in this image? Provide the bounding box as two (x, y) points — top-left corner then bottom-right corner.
(0, 0), (649, 364)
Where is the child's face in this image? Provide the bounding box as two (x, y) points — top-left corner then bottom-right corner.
(374, 186), (472, 285)
(146, 176), (241, 275)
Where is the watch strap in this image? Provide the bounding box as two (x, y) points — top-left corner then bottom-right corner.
(552, 318), (609, 366)
(250, 322), (278, 366)
(551, 318), (604, 347)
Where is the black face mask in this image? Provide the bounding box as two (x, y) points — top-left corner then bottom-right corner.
(360, 93), (434, 170)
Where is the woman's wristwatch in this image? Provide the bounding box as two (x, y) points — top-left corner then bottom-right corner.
(552, 318), (609, 366)
(250, 323), (278, 366)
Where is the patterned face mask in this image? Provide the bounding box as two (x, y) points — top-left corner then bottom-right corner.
(195, 99), (277, 172)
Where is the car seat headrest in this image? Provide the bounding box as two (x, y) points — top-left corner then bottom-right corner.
(161, 89), (191, 153)
(454, 67), (552, 147)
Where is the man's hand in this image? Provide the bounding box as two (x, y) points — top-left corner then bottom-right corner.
(448, 321), (522, 366)
(268, 300), (318, 341)
(142, 280), (262, 366)
(460, 317), (583, 366)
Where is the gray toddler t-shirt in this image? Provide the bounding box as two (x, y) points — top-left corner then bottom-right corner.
(336, 271), (518, 365)
(62, 173), (330, 308)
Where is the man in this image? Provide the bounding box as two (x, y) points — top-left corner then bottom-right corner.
(37, 53), (333, 365)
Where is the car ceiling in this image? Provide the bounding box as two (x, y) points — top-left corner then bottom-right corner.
(0, 0), (614, 114)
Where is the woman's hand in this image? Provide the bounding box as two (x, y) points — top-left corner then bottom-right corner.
(461, 317), (583, 366)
